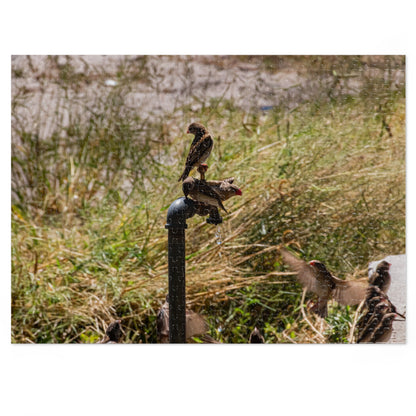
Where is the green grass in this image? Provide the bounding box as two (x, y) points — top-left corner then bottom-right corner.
(11, 56), (405, 343)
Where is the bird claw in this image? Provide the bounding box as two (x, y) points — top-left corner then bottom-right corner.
(197, 164), (209, 181)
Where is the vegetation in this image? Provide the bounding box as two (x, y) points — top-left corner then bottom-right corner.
(11, 55), (405, 343)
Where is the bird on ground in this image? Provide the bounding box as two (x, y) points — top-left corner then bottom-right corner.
(157, 295), (210, 343)
(182, 177), (227, 212)
(99, 320), (123, 344)
(249, 327), (265, 343)
(363, 286), (405, 319)
(357, 285), (405, 343)
(369, 260), (391, 293)
(178, 123), (213, 182)
(278, 247), (368, 318)
(206, 177), (242, 201)
(357, 307), (397, 343)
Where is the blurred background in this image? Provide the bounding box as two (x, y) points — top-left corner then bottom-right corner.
(11, 55), (405, 343)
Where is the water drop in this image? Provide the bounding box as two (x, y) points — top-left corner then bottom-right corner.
(215, 225), (222, 245)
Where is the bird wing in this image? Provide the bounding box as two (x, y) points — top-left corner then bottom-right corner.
(219, 177), (235, 185)
(185, 135), (213, 167)
(186, 311), (209, 338)
(332, 277), (368, 305)
(194, 180), (227, 211)
(279, 248), (322, 294)
(206, 177), (235, 187)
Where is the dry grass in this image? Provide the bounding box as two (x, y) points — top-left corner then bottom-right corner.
(11, 56), (405, 343)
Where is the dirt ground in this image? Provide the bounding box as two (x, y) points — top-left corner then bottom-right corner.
(11, 55), (405, 141)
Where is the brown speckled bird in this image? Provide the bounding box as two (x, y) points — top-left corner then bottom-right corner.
(357, 306), (396, 343)
(369, 260), (391, 293)
(99, 320), (123, 344)
(279, 248), (368, 318)
(357, 285), (405, 343)
(178, 123), (213, 182)
(249, 327), (265, 343)
(157, 296), (209, 343)
(182, 177), (227, 212)
(206, 177), (242, 201)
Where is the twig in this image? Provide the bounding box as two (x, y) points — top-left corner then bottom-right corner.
(300, 288), (326, 343)
(348, 299), (365, 343)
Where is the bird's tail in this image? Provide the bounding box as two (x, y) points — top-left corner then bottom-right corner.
(178, 166), (192, 182)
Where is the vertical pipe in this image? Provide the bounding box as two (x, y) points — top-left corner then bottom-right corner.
(165, 196), (220, 343)
(165, 197), (196, 343)
(167, 227), (186, 343)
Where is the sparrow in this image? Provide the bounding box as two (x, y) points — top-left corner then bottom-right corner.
(364, 286), (405, 318)
(178, 123), (213, 182)
(99, 320), (123, 344)
(357, 285), (405, 342)
(278, 247), (368, 318)
(369, 260), (391, 293)
(357, 307), (397, 343)
(249, 327), (265, 343)
(157, 295), (209, 343)
(182, 177), (227, 212)
(206, 177), (242, 201)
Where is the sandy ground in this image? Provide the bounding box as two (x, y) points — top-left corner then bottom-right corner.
(12, 55), (405, 141)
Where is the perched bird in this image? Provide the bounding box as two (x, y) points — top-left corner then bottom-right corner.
(157, 296), (210, 343)
(182, 177), (227, 212)
(178, 123), (213, 182)
(99, 320), (123, 344)
(206, 177), (242, 201)
(369, 260), (391, 293)
(249, 327), (265, 343)
(279, 248), (368, 318)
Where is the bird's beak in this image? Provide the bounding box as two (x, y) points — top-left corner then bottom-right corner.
(236, 189), (242, 196)
(186, 129), (190, 134)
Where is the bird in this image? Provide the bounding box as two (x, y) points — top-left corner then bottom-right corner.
(206, 177), (242, 201)
(178, 123), (213, 182)
(249, 327), (265, 343)
(364, 286), (405, 318)
(357, 285), (405, 343)
(369, 260), (391, 293)
(357, 307), (397, 343)
(182, 177), (227, 212)
(99, 320), (123, 344)
(157, 295), (210, 343)
(278, 247), (368, 318)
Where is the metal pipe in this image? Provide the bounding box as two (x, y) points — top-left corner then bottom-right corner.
(167, 227), (187, 343)
(165, 196), (222, 343)
(165, 197), (196, 343)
